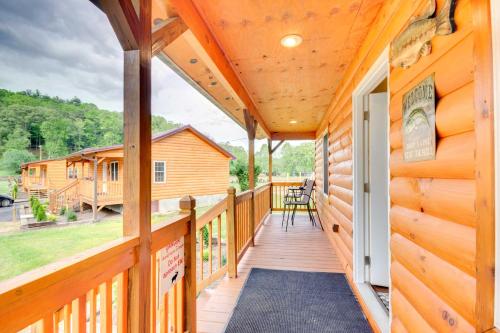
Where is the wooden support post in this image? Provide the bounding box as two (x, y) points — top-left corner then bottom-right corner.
(267, 139), (272, 183)
(227, 187), (237, 278)
(123, 47), (152, 333)
(121, 0), (152, 330)
(180, 196), (196, 333)
(244, 109), (257, 246)
(92, 158), (98, 221)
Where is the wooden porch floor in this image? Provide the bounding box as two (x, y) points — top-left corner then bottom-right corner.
(196, 213), (344, 333)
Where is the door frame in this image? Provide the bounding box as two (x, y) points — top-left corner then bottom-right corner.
(492, 0), (500, 327)
(352, 47), (390, 332)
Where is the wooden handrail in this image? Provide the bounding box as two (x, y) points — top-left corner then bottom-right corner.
(0, 236), (139, 332)
(151, 213), (191, 252)
(235, 189), (253, 204)
(196, 197), (227, 229)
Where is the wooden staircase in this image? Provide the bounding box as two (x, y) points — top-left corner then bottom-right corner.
(49, 180), (80, 213)
(28, 188), (48, 200)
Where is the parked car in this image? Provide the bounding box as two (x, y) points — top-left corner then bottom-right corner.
(0, 194), (14, 207)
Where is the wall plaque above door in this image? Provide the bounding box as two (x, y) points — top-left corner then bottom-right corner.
(402, 74), (436, 162)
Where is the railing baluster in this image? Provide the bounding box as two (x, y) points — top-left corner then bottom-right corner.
(63, 304), (71, 333)
(71, 295), (86, 333)
(99, 280), (112, 333)
(160, 292), (168, 333)
(151, 256), (157, 333)
(117, 271), (128, 333)
(89, 288), (97, 333)
(208, 221), (213, 275)
(42, 314), (54, 333)
(199, 229), (204, 281)
(176, 278), (184, 333)
(217, 214), (222, 269)
(172, 284), (177, 332)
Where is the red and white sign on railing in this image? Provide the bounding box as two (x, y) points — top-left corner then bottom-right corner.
(157, 237), (185, 303)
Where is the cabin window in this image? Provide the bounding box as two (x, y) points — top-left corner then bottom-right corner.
(154, 161), (166, 183)
(29, 168), (35, 176)
(110, 161), (119, 182)
(322, 134), (329, 194)
(68, 168), (73, 179)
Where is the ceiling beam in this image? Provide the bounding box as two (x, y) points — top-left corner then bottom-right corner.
(271, 132), (316, 141)
(167, 0), (271, 138)
(152, 17), (188, 56)
(95, 0), (140, 50)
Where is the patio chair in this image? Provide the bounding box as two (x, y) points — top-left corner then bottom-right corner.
(281, 179), (323, 232)
(284, 179), (307, 200)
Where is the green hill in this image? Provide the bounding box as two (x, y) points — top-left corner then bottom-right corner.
(0, 89), (180, 174)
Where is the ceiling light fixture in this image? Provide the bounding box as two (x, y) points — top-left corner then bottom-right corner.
(289, 120), (298, 124)
(281, 34), (303, 48)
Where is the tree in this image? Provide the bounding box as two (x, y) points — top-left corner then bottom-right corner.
(219, 142), (248, 175)
(4, 127), (30, 151)
(41, 118), (70, 157)
(233, 159), (262, 191)
(1, 149), (35, 174)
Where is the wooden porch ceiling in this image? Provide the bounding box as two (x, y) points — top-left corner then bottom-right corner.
(151, 0), (383, 139)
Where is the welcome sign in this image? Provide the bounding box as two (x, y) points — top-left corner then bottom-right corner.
(402, 74), (436, 162)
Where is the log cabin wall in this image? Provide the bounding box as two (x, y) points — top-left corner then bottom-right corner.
(314, 0), (490, 331)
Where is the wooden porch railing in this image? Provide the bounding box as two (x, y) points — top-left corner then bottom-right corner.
(0, 200), (195, 333)
(48, 179), (79, 213)
(195, 198), (228, 293)
(0, 182), (311, 332)
(271, 181), (316, 211)
(79, 179), (123, 205)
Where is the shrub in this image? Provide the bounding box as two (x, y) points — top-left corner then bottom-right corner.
(202, 225), (209, 247)
(66, 210), (77, 222)
(35, 204), (47, 222)
(59, 206), (66, 216)
(47, 214), (57, 222)
(233, 159), (262, 191)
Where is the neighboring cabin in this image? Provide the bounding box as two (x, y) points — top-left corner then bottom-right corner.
(21, 125), (233, 213)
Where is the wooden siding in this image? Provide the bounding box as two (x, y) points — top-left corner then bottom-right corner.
(84, 130), (230, 201)
(46, 160), (69, 190)
(151, 130), (230, 200)
(314, 0), (488, 331)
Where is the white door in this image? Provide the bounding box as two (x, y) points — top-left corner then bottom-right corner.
(366, 92), (389, 287)
(102, 161), (107, 193)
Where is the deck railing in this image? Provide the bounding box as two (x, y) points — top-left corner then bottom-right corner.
(0, 201), (195, 333)
(48, 179), (79, 213)
(0, 182), (311, 332)
(271, 181), (316, 211)
(195, 197), (228, 293)
(79, 179), (123, 205)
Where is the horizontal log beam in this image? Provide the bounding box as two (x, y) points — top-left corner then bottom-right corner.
(98, 0), (140, 50)
(169, 0), (271, 138)
(152, 17), (188, 56)
(271, 132), (316, 140)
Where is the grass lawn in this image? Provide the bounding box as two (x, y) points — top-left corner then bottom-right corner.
(0, 206), (213, 282)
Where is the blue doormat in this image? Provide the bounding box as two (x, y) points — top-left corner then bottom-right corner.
(224, 268), (371, 333)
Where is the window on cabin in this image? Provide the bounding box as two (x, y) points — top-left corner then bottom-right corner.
(110, 161), (119, 182)
(323, 134), (329, 194)
(29, 168), (35, 176)
(154, 161), (166, 183)
(68, 168), (73, 179)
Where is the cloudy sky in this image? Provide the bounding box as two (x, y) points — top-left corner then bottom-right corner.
(0, 0), (261, 148)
